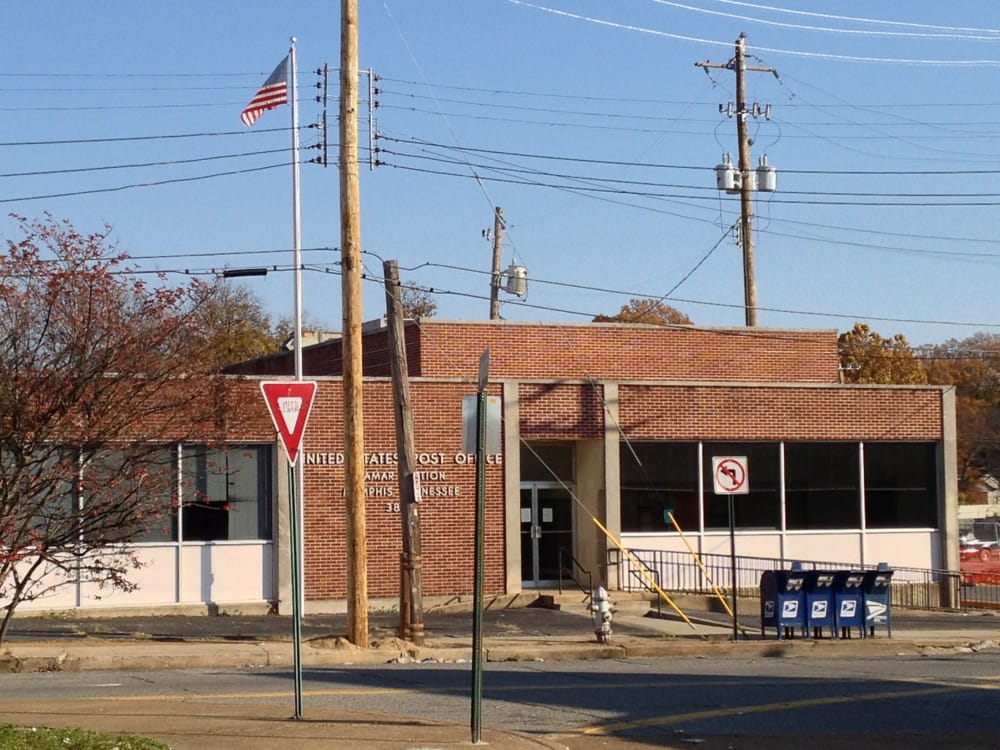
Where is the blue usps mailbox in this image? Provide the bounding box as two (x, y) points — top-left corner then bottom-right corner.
(862, 563), (894, 638)
(832, 570), (866, 639)
(760, 564), (807, 639)
(804, 571), (837, 639)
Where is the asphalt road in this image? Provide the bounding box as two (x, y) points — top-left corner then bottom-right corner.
(3, 652), (998, 749)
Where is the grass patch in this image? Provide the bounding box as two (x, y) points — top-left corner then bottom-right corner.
(0, 724), (167, 749)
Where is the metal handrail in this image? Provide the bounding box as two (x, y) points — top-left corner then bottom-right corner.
(614, 548), (994, 612)
(557, 547), (593, 598)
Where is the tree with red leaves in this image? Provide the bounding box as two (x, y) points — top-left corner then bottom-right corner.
(0, 215), (244, 644)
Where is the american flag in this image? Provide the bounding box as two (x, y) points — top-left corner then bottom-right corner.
(241, 57), (289, 127)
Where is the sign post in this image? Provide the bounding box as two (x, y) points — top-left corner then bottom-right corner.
(261, 380), (317, 719)
(470, 349), (489, 745)
(712, 456), (749, 642)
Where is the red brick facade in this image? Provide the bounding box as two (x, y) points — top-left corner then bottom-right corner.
(226, 321), (950, 603)
(296, 380), (505, 601)
(619, 384), (943, 441)
(229, 320), (841, 384)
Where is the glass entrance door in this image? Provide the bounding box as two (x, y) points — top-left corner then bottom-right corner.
(520, 484), (574, 586)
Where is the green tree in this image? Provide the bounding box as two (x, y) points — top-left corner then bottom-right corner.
(593, 298), (692, 326)
(923, 334), (1000, 502)
(837, 323), (927, 385)
(195, 279), (282, 367)
(0, 215), (243, 645)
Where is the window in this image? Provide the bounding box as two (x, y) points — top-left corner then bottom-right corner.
(81, 446), (177, 543)
(181, 445), (272, 541)
(12, 446), (79, 540)
(620, 442), (698, 532)
(864, 442), (938, 529)
(703, 443), (780, 530)
(785, 443), (860, 530)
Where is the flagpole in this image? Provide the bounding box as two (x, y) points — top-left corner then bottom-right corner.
(290, 38), (303, 382)
(289, 39), (307, 707)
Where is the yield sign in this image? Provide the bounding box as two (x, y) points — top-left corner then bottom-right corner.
(260, 381), (317, 464)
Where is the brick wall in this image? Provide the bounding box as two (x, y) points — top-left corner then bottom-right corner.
(619, 384), (944, 441)
(519, 382), (605, 439)
(229, 321), (841, 384)
(297, 379), (505, 600)
(417, 322), (839, 383)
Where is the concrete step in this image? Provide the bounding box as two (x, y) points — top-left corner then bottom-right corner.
(534, 590), (659, 616)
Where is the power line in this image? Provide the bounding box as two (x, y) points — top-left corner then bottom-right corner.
(0, 148), (289, 178)
(379, 159), (1000, 207)
(403, 259), (1000, 331)
(0, 126), (291, 147)
(379, 135), (1000, 177)
(376, 75), (1000, 110)
(645, 0), (1000, 41)
(382, 146), (1000, 200)
(0, 162), (293, 205)
(704, 0), (1000, 36)
(502, 0), (1000, 66)
(379, 89), (1000, 130)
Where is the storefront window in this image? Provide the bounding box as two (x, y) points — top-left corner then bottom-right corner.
(702, 442), (780, 530)
(82, 446), (177, 543)
(181, 444), (272, 541)
(620, 442), (698, 532)
(785, 443), (860, 530)
(864, 442), (938, 529)
(14, 446), (79, 538)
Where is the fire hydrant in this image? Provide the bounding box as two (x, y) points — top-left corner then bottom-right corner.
(591, 586), (613, 644)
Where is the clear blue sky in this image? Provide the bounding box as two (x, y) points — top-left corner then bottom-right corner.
(4, 2), (1000, 347)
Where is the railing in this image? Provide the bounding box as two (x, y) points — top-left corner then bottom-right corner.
(611, 548), (999, 612)
(624, 553), (663, 616)
(557, 547), (593, 599)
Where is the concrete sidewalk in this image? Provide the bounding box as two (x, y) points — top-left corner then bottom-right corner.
(3, 597), (1000, 672)
(0, 696), (567, 750)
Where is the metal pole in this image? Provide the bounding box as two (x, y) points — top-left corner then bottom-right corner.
(728, 494), (739, 641)
(288, 37), (306, 716)
(288, 463), (304, 718)
(470, 349), (489, 744)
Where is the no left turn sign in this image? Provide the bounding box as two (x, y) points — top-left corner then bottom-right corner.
(712, 456), (749, 495)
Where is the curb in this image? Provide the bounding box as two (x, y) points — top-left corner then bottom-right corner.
(4, 634), (997, 673)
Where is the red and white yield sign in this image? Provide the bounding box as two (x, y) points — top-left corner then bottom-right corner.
(260, 381), (317, 464)
(712, 456), (749, 495)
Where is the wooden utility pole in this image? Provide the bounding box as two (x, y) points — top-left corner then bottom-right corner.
(488, 207), (505, 320)
(383, 260), (425, 645)
(696, 34), (775, 327)
(340, 0), (368, 647)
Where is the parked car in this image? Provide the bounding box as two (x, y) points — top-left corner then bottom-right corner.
(971, 519), (1000, 544)
(961, 543), (998, 563)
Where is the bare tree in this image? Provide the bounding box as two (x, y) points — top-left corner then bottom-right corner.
(400, 281), (437, 320)
(0, 215), (245, 644)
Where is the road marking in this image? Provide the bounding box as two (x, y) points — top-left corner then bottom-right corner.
(86, 678), (763, 703)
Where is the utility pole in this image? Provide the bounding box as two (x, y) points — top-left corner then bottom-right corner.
(488, 207), (505, 320)
(383, 260), (425, 645)
(340, 0), (369, 647)
(696, 34), (776, 327)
